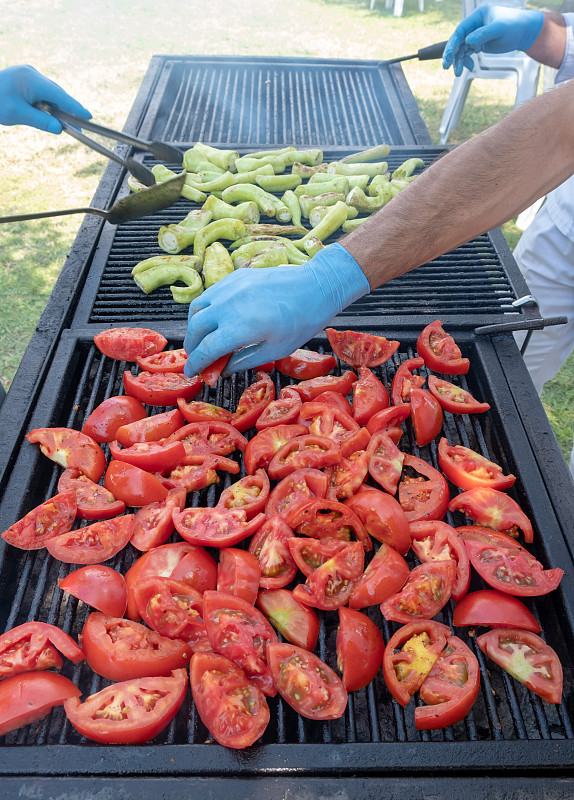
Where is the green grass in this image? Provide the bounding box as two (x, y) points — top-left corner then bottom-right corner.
(1, 0), (571, 462)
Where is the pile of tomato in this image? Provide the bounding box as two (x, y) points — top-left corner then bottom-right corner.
(0, 321), (564, 748)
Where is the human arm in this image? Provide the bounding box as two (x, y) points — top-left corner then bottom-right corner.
(0, 65), (91, 133)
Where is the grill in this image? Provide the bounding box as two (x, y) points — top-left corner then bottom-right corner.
(1, 56), (573, 797)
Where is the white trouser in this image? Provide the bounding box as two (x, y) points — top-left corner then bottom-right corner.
(512, 201), (574, 473)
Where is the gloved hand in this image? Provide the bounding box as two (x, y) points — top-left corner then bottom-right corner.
(183, 241), (370, 377)
(443, 5), (544, 77)
(0, 65), (91, 133)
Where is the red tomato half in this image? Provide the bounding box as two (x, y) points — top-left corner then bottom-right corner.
(336, 607), (384, 691)
(0, 672), (80, 737)
(104, 461), (168, 507)
(81, 612), (191, 681)
(136, 348), (188, 373)
(232, 371), (275, 432)
(124, 370), (203, 406)
(108, 439), (186, 473)
(449, 487), (533, 543)
(256, 589), (320, 651)
(65, 669), (187, 744)
(325, 328), (400, 368)
(477, 628), (562, 704)
(248, 516), (297, 589)
(177, 399), (232, 424)
(46, 514), (135, 565)
(391, 357), (425, 406)
(348, 542), (410, 609)
(344, 486), (411, 554)
(410, 388), (443, 448)
(217, 548), (261, 604)
(452, 590), (541, 632)
(255, 392), (302, 430)
(116, 409), (185, 447)
(0, 621), (84, 679)
(82, 395), (147, 443)
(199, 353), (231, 386)
(366, 404), (411, 437)
(275, 348), (337, 379)
(409, 519), (470, 601)
(26, 427), (106, 483)
(59, 565), (127, 617)
(289, 370), (357, 402)
(367, 430), (405, 495)
(217, 470), (270, 520)
(58, 470), (125, 521)
(1, 490), (77, 550)
(267, 643), (348, 720)
(130, 487), (186, 552)
(380, 559), (457, 624)
(438, 438), (516, 491)
(428, 375), (490, 414)
(173, 506), (265, 548)
(133, 578), (207, 647)
(398, 454), (450, 522)
(94, 327), (167, 361)
(417, 320), (470, 375)
(190, 651), (270, 749)
(352, 366), (389, 426)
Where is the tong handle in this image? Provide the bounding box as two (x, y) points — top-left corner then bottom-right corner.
(38, 103), (151, 151)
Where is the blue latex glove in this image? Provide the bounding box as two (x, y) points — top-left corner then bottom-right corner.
(0, 65), (91, 133)
(443, 5), (544, 77)
(183, 242), (370, 377)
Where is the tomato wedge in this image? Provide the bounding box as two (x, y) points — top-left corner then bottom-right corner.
(398, 454), (450, 523)
(133, 578), (208, 647)
(58, 469), (125, 521)
(352, 366), (389, 426)
(255, 392), (302, 430)
(452, 590), (541, 632)
(124, 370), (203, 406)
(367, 430), (405, 495)
(249, 515), (298, 589)
(173, 506), (265, 548)
(244, 423), (308, 475)
(449, 487), (533, 543)
(348, 542), (410, 609)
(409, 519), (470, 601)
(104, 461), (168, 507)
(116, 409), (185, 447)
(199, 353), (231, 386)
(0, 621), (84, 679)
(136, 348), (188, 373)
(289, 497), (371, 551)
(256, 589), (320, 651)
(26, 427), (106, 483)
(275, 349), (337, 379)
(217, 469), (270, 520)
(94, 327), (167, 361)
(410, 387), (443, 448)
(438, 438), (516, 491)
(287, 537), (352, 577)
(157, 454), (240, 492)
(324, 449), (370, 501)
(292, 540), (365, 610)
(1, 490), (77, 550)
(130, 487), (186, 552)
(265, 468), (329, 525)
(0, 672), (80, 737)
(108, 439), (186, 473)
(344, 486), (411, 554)
(288, 370), (357, 402)
(325, 328), (399, 368)
(82, 395), (147, 443)
(428, 375), (490, 414)
(379, 559), (457, 624)
(177, 399), (232, 424)
(231, 371), (275, 432)
(217, 548), (261, 605)
(417, 320), (470, 375)
(267, 434), (341, 480)
(391, 357), (425, 406)
(59, 565), (127, 617)
(336, 607), (384, 691)
(165, 420), (247, 462)
(366, 404), (410, 437)
(46, 514), (135, 565)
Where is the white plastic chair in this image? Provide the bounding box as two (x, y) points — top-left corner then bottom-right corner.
(439, 0), (540, 144)
(371, 0), (439, 17)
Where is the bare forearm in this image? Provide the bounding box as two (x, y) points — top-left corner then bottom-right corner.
(527, 11), (566, 69)
(342, 80), (574, 289)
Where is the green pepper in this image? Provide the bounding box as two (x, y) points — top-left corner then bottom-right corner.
(240, 244), (290, 269)
(229, 235), (308, 265)
(235, 153), (290, 173)
(346, 186), (386, 213)
(392, 158), (424, 180)
(281, 190), (302, 227)
(158, 209), (213, 254)
(339, 144), (391, 164)
(171, 283), (204, 304)
(283, 149), (323, 167)
(194, 218), (247, 260)
(295, 200), (348, 246)
(151, 164), (207, 203)
(298, 192), (346, 219)
(133, 264), (204, 296)
(184, 142), (239, 172)
(342, 218), (368, 232)
(256, 173), (302, 192)
(202, 242), (235, 288)
(302, 237), (324, 256)
(221, 184), (291, 222)
(202, 194), (260, 224)
(327, 161), (388, 177)
(291, 162), (329, 179)
(245, 146), (296, 159)
(132, 254), (202, 277)
(293, 177), (349, 197)
(244, 223), (308, 237)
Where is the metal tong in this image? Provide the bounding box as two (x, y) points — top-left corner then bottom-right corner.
(37, 103), (184, 187)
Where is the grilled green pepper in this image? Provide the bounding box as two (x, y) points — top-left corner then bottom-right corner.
(151, 165), (207, 202)
(158, 209), (213, 254)
(392, 158), (424, 180)
(202, 195), (260, 224)
(222, 184), (291, 222)
(202, 242), (235, 288)
(339, 144), (391, 164)
(132, 254), (202, 277)
(194, 218), (246, 260)
(327, 161), (388, 177)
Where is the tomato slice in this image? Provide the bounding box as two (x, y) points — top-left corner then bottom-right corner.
(366, 404), (411, 437)
(81, 612), (192, 681)
(130, 487), (186, 552)
(409, 519), (470, 602)
(255, 392), (302, 430)
(82, 395), (147, 443)
(367, 430), (405, 495)
(288, 370), (357, 402)
(452, 590), (541, 632)
(313, 390), (353, 416)
(136, 348), (188, 373)
(336, 607), (384, 691)
(231, 371), (275, 432)
(416, 635), (480, 730)
(299, 402), (361, 449)
(217, 469), (270, 520)
(325, 328), (400, 368)
(267, 434), (341, 481)
(410, 388), (443, 447)
(265, 468), (329, 525)
(267, 642), (348, 719)
(165, 420), (247, 462)
(382, 620), (451, 706)
(290, 497), (371, 551)
(173, 506), (265, 548)
(65, 669), (187, 744)
(94, 327), (167, 361)
(348, 542), (410, 609)
(324, 449), (370, 501)
(177, 399), (232, 424)
(104, 461), (168, 507)
(26, 427), (106, 483)
(203, 590), (279, 696)
(248, 516), (298, 589)
(449, 487), (533, 543)
(199, 353), (231, 386)
(398, 454), (450, 522)
(124, 370), (203, 406)
(344, 486), (411, 554)
(0, 621), (84, 679)
(287, 536), (352, 577)
(352, 366), (389, 426)
(190, 651), (270, 749)
(476, 628), (562, 704)
(256, 589), (320, 651)
(293, 540), (365, 610)
(1, 490), (77, 550)
(59, 565), (127, 617)
(0, 672), (80, 737)
(116, 409), (185, 447)
(417, 320), (470, 375)
(217, 548), (261, 605)
(57, 469), (125, 521)
(438, 438), (516, 491)
(428, 375), (490, 414)
(379, 559), (457, 624)
(133, 577), (208, 647)
(244, 423), (308, 475)
(391, 357), (425, 406)
(157, 454), (240, 492)
(108, 439), (186, 473)
(275, 349), (337, 379)
(46, 514), (135, 565)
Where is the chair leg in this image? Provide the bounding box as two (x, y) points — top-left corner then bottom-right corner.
(370, 0), (376, 9)
(514, 60), (540, 108)
(393, 0), (404, 16)
(439, 74), (473, 145)
(418, 0), (424, 10)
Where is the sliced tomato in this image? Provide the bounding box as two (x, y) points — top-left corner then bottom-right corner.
(267, 434), (341, 480)
(94, 327), (167, 361)
(438, 438), (516, 491)
(324, 449), (370, 501)
(133, 577), (207, 647)
(348, 542), (410, 609)
(275, 349), (337, 379)
(0, 621), (84, 679)
(265, 467), (329, 525)
(136, 348), (188, 373)
(104, 461), (168, 507)
(287, 536), (351, 577)
(313, 390), (353, 416)
(398, 454), (450, 522)
(58, 469), (125, 521)
(108, 439), (185, 473)
(417, 320), (470, 375)
(203, 590), (279, 696)
(199, 353), (231, 386)
(410, 388), (443, 447)
(449, 487), (533, 543)
(256, 589), (320, 651)
(382, 620), (451, 707)
(344, 486), (411, 554)
(177, 399), (232, 424)
(352, 366), (389, 426)
(248, 516), (297, 589)
(290, 497), (371, 551)
(476, 628), (562, 704)
(217, 469), (270, 520)
(26, 427), (106, 483)
(325, 328), (399, 368)
(1, 490), (77, 550)
(157, 454), (240, 492)
(190, 651), (270, 749)
(267, 642), (348, 719)
(80, 612), (191, 681)
(65, 669), (187, 744)
(82, 395), (147, 443)
(336, 607), (384, 691)
(299, 401), (360, 449)
(116, 409), (185, 447)
(231, 371), (275, 432)
(416, 635), (480, 730)
(366, 404), (410, 437)
(293, 541), (365, 610)
(339, 426), (371, 458)
(410, 519), (470, 601)
(217, 548), (261, 605)
(59, 565), (127, 617)
(391, 357), (425, 406)
(452, 589), (541, 632)
(255, 392), (302, 430)
(165, 420), (247, 462)
(124, 370), (203, 406)
(367, 430), (405, 495)
(0, 672), (80, 737)
(130, 487), (186, 552)
(288, 370), (357, 402)
(244, 423), (308, 475)
(173, 506), (265, 548)
(428, 375), (490, 414)
(46, 514), (135, 565)
(380, 559), (457, 624)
